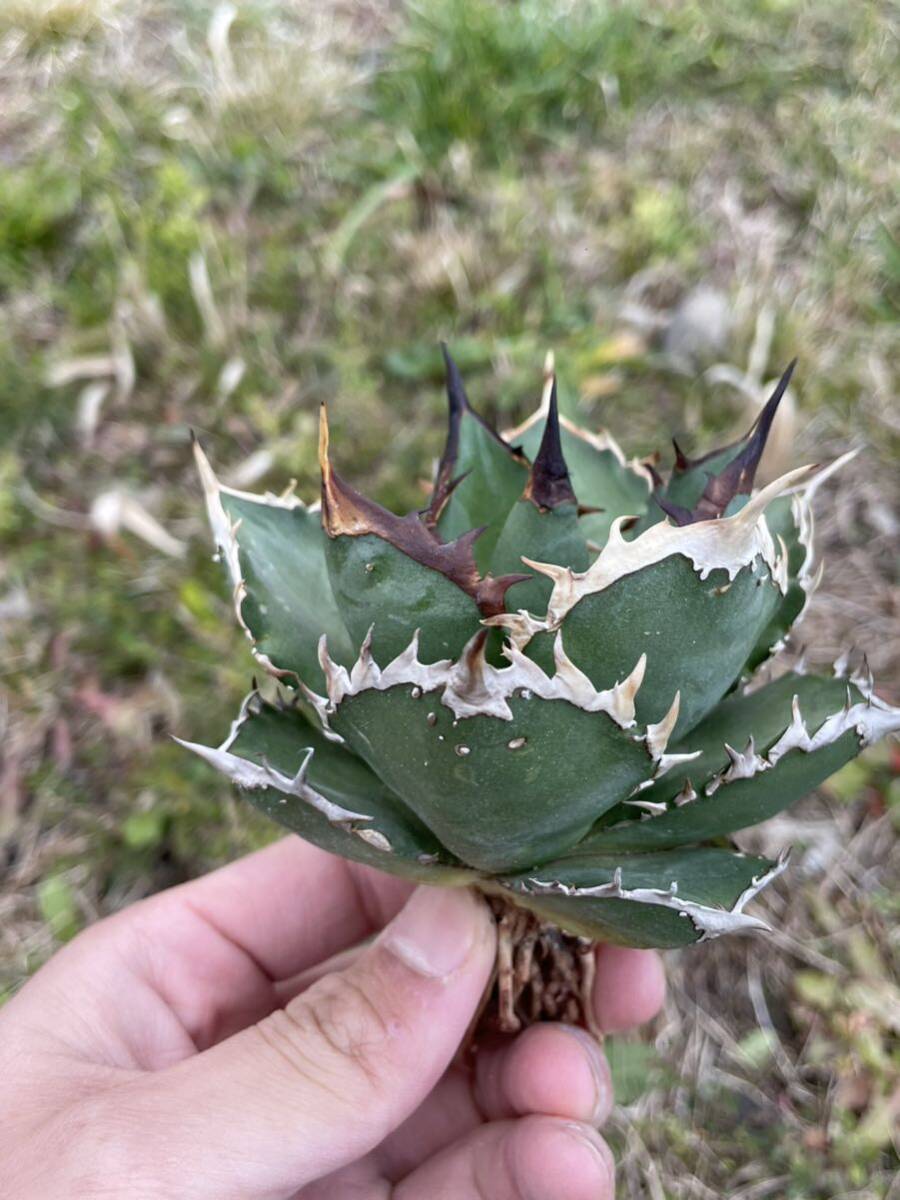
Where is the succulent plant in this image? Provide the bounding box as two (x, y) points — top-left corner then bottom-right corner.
(181, 349), (899, 1033)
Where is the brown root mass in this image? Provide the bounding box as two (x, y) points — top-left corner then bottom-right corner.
(477, 895), (602, 1039)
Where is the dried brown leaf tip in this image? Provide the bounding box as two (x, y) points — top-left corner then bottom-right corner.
(427, 344), (527, 525)
(319, 402), (526, 617)
(523, 377), (579, 510)
(661, 360), (797, 525)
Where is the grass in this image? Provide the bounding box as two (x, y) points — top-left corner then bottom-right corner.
(1, 0), (898, 1194)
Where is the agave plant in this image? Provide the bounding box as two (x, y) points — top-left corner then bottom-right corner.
(181, 349), (899, 1033)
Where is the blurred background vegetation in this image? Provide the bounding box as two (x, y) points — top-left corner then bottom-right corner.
(1, 1), (898, 1195)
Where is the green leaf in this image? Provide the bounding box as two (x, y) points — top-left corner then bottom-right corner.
(219, 492), (357, 692)
(434, 401), (529, 572)
(583, 673), (866, 852)
(499, 845), (783, 948)
(746, 493), (812, 669)
(325, 530), (488, 665)
(490, 499), (589, 614)
(557, 553), (782, 736)
(186, 695), (472, 883)
(195, 438), (356, 693)
(330, 683), (654, 874)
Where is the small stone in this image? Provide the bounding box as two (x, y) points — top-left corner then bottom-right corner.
(426, 712), (437, 726)
(411, 686), (422, 699)
(507, 737), (526, 750)
(364, 562), (375, 573)
(454, 744), (471, 757)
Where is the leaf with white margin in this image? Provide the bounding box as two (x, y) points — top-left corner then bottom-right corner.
(194, 439), (355, 694)
(582, 671), (900, 853)
(487, 466), (814, 738)
(321, 630), (667, 874)
(496, 846), (789, 948)
(178, 691), (471, 883)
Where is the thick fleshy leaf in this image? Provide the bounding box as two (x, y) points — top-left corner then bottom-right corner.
(323, 636), (656, 874)
(554, 553), (782, 736)
(180, 693), (472, 883)
(498, 845), (786, 948)
(582, 672), (876, 851)
(324, 530), (489, 664)
(746, 493), (813, 668)
(319, 402), (525, 665)
(492, 471), (811, 739)
(633, 363), (795, 534)
(431, 348), (529, 570)
(490, 500), (590, 614)
(489, 379), (590, 612)
(194, 440), (354, 692)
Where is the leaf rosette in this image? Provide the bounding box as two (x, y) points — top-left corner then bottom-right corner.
(181, 351), (900, 961)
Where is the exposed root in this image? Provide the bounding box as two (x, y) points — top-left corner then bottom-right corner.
(482, 895), (603, 1039)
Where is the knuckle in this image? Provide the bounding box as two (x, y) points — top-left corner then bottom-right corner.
(260, 971), (400, 1099)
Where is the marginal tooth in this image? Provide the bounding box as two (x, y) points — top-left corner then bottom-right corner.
(385, 629), (421, 674)
(443, 631), (513, 721)
(675, 779), (698, 806)
(551, 632), (599, 708)
(832, 648), (851, 678)
(850, 653), (874, 697)
(522, 854), (787, 940)
(655, 750), (703, 778)
(349, 626), (381, 691)
(773, 534), (790, 594)
(766, 694), (811, 766)
(707, 737), (770, 795)
(625, 798), (669, 816)
(353, 828), (393, 852)
(610, 653), (647, 727)
(483, 609), (548, 649)
(318, 634), (351, 706)
(604, 515), (630, 551)
(502, 639), (557, 693)
(176, 736), (370, 825)
(520, 556), (574, 586)
(645, 690), (680, 760)
(795, 646), (808, 675)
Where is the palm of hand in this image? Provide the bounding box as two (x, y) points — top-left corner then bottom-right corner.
(0, 838), (664, 1199)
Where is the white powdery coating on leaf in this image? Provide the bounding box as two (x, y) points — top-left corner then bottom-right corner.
(318, 627), (654, 733)
(490, 465), (815, 647)
(522, 851), (791, 941)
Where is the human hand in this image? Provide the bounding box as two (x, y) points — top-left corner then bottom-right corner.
(0, 837), (665, 1199)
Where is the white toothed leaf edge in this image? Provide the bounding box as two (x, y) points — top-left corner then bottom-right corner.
(194, 439), (311, 682)
(700, 687), (900, 797)
(517, 850), (791, 941)
(317, 627), (661, 737)
(486, 465), (815, 648)
(174, 687), (389, 845)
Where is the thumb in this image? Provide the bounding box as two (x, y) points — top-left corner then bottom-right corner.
(117, 885), (495, 1199)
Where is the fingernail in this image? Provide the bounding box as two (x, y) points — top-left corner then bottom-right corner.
(380, 886), (480, 978)
(560, 1026), (612, 1124)
(563, 1125), (616, 1193)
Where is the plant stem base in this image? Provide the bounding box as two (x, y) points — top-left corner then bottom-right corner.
(480, 895), (602, 1039)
